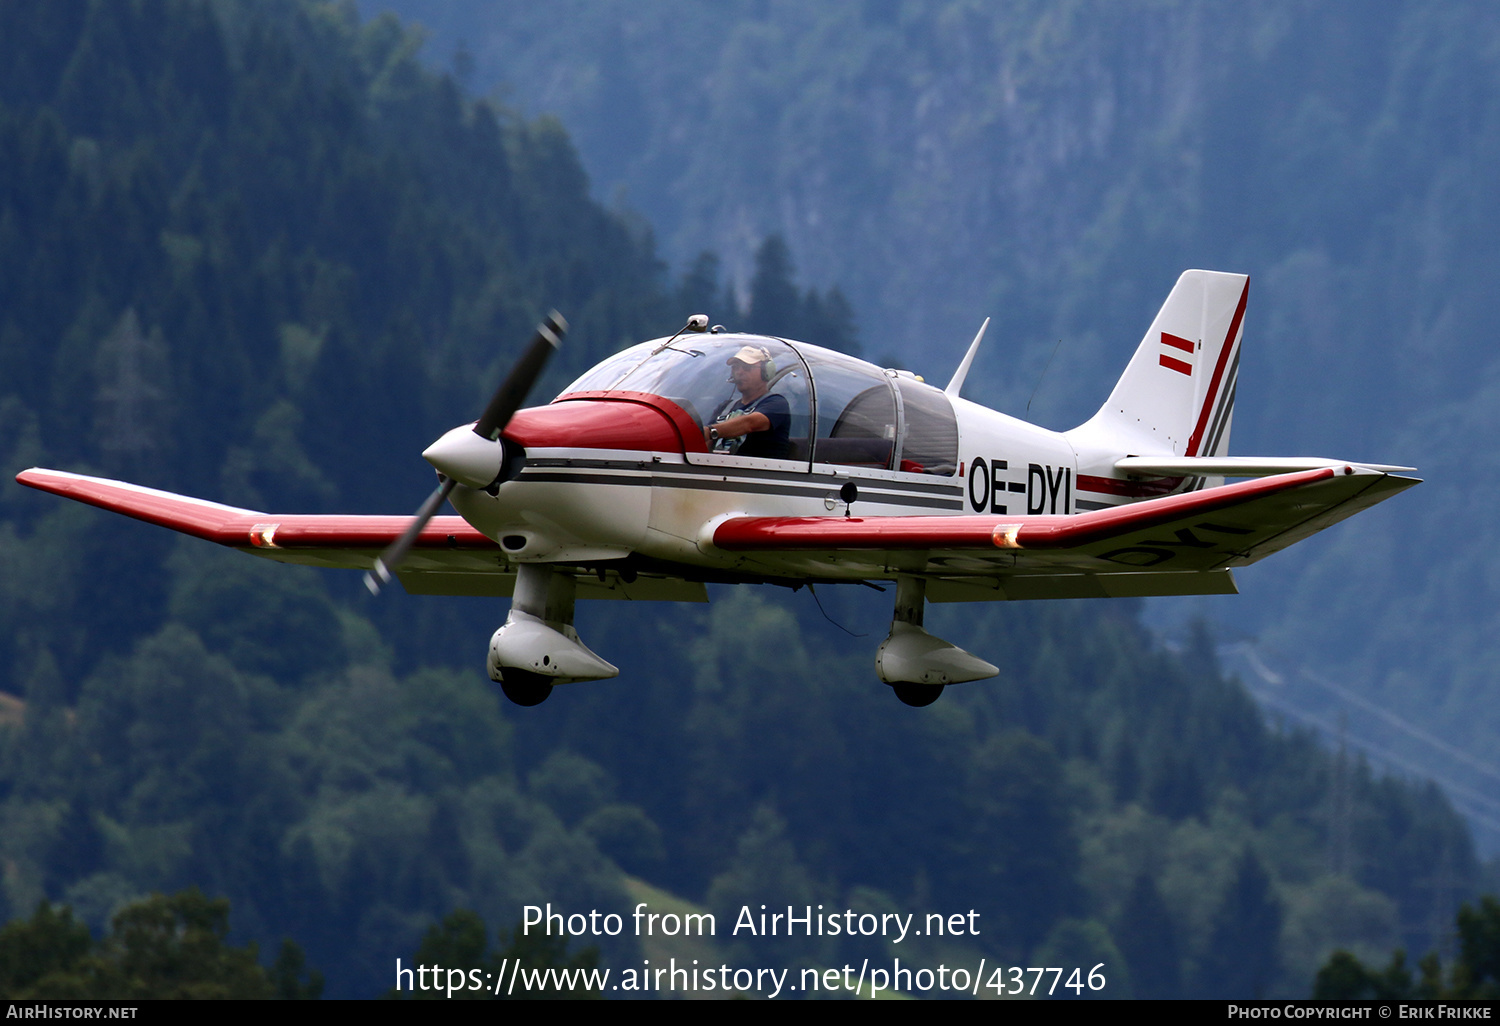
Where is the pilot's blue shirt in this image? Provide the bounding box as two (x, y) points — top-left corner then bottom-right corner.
(722, 392), (791, 459)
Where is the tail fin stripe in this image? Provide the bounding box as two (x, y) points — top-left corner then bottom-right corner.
(1202, 353), (1240, 458)
(1162, 332), (1195, 353)
(1205, 383), (1237, 459)
(1185, 278), (1249, 456)
(1160, 354), (1193, 375)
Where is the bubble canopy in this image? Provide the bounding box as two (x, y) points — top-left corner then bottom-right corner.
(558, 334), (957, 476)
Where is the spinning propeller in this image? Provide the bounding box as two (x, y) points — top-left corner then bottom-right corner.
(364, 312), (566, 595)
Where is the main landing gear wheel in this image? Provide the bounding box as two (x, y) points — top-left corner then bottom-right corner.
(498, 669), (553, 707)
(891, 682), (944, 707)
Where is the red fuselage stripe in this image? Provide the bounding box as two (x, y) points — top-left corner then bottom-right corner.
(1076, 474), (1182, 497)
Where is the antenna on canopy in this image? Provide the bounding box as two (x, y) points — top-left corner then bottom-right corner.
(651, 314), (710, 357)
(945, 317), (989, 398)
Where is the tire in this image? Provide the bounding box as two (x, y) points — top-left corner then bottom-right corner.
(891, 682), (944, 707)
(498, 668), (554, 706)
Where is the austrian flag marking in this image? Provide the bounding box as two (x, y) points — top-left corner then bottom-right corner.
(1159, 332), (1194, 376)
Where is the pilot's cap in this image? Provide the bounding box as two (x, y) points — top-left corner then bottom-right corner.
(727, 345), (771, 367)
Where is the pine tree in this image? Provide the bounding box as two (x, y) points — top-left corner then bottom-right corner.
(1116, 872), (1182, 998)
(803, 285), (860, 356)
(1194, 849), (1282, 998)
(745, 235), (801, 336)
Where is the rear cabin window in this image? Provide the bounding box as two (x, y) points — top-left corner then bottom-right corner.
(894, 377), (959, 475)
(811, 354), (896, 469)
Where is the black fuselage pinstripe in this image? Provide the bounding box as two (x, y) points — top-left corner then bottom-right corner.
(518, 457), (966, 511)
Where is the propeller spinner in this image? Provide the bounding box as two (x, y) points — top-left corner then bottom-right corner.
(364, 312), (567, 594)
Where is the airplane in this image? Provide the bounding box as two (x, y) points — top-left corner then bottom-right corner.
(17, 270), (1418, 708)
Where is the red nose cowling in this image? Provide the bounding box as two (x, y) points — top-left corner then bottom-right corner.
(502, 392), (709, 454)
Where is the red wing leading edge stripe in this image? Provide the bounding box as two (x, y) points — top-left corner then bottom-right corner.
(15, 469), (495, 549)
(713, 468), (1335, 551)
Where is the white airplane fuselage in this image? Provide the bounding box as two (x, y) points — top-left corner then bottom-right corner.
(447, 333), (1097, 584)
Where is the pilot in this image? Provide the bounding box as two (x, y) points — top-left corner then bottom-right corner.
(707, 345), (792, 459)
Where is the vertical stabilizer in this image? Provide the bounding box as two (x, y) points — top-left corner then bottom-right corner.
(1069, 270), (1248, 460)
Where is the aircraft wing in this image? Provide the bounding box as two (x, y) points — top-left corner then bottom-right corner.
(14, 468), (707, 601)
(15, 467), (500, 570)
(18, 465), (1413, 604)
(711, 466), (1419, 601)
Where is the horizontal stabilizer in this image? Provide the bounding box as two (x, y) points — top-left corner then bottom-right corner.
(1115, 456), (1417, 477)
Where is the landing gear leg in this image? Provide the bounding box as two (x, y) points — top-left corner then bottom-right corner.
(876, 576), (997, 706)
(488, 564), (618, 706)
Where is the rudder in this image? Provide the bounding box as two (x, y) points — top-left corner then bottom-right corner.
(1072, 270), (1248, 459)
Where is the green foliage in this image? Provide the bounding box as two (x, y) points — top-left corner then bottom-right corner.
(707, 805), (823, 963)
(1115, 872), (1181, 998)
(0, 901), (92, 998)
(1033, 918), (1127, 999)
(743, 235), (861, 355)
(271, 937), (325, 1000)
(0, 889), (317, 999)
(1315, 950), (1424, 1002)
(1315, 895), (1500, 1000)
(392, 908), (602, 1000)
(1453, 896), (1500, 998)
(1193, 849), (1282, 998)
(82, 889), (270, 999)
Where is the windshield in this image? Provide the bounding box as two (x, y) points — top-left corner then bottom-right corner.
(559, 333), (957, 475)
(561, 336), (812, 456)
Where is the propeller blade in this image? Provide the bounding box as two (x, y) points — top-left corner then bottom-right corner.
(473, 311), (566, 441)
(369, 311), (566, 595)
(364, 476), (458, 595)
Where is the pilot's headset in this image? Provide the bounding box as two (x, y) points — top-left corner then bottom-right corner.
(728, 345), (775, 382)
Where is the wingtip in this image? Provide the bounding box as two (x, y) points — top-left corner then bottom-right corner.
(15, 466), (66, 493)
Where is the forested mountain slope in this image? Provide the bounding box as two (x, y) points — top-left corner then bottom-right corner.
(0, 0), (1486, 998)
(377, 0), (1500, 853)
